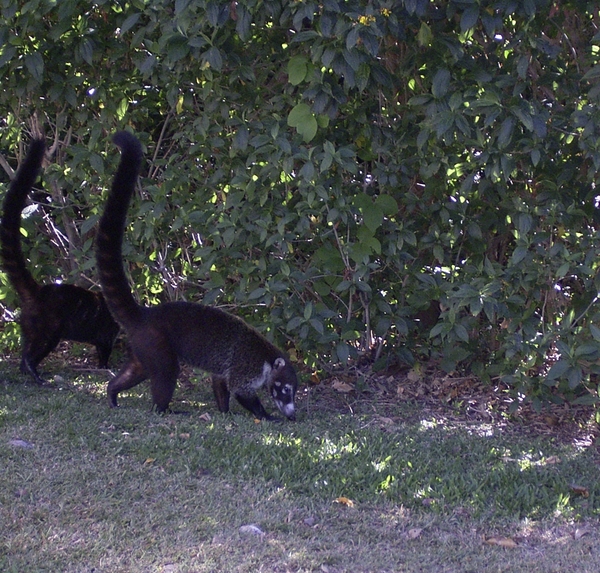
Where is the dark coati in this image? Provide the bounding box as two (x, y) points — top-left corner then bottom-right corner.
(0, 138), (120, 384)
(96, 131), (297, 420)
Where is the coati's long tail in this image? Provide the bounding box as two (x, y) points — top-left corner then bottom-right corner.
(0, 139), (46, 306)
(96, 131), (144, 330)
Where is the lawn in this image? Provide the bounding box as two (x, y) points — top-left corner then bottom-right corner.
(1, 352), (600, 572)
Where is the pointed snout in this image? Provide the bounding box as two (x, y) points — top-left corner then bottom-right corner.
(276, 400), (296, 421)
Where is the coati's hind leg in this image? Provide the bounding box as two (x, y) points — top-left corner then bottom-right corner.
(149, 364), (179, 413)
(107, 355), (148, 407)
(212, 376), (230, 413)
(143, 349), (180, 413)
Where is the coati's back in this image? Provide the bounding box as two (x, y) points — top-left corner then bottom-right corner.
(0, 139), (46, 306)
(147, 301), (286, 375)
(36, 283), (118, 344)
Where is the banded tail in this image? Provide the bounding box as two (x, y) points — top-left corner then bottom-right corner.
(96, 131), (144, 330)
(0, 139), (46, 306)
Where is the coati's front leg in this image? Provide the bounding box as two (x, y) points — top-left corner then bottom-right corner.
(235, 392), (276, 421)
(213, 376), (275, 420)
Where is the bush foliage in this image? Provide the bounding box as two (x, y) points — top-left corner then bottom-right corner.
(1, 0), (600, 408)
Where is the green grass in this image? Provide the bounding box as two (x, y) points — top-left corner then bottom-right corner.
(1, 357), (600, 572)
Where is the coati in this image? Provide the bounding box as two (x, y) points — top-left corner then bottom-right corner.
(95, 131), (298, 420)
(0, 138), (120, 384)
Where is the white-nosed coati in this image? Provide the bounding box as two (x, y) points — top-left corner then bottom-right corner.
(96, 131), (298, 420)
(0, 138), (120, 383)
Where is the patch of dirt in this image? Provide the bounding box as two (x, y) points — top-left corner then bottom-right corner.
(305, 360), (600, 447)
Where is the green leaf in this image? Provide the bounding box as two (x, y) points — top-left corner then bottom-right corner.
(235, 4), (252, 40)
(346, 27), (360, 50)
(517, 214), (533, 236)
(431, 69), (451, 99)
(417, 22), (432, 46)
(590, 324), (600, 342)
(545, 360), (569, 382)
(175, 0), (191, 15)
(574, 343), (599, 358)
(298, 116), (318, 142)
(89, 153), (104, 175)
(460, 6), (479, 32)
(497, 117), (514, 149)
(24, 53), (44, 83)
(454, 324), (469, 342)
(336, 342), (351, 363)
(583, 64), (600, 81)
(248, 287), (266, 300)
(79, 39), (94, 65)
(287, 103), (312, 127)
(288, 103), (317, 142)
(288, 56), (308, 86)
(80, 214), (99, 236)
(203, 46), (222, 71)
(467, 221), (482, 240)
(510, 245), (528, 265)
(120, 13), (141, 35)
(303, 302), (313, 320)
(362, 203), (384, 232)
(375, 195), (398, 216)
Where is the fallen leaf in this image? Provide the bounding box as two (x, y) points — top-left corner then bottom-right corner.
(406, 368), (422, 382)
(543, 455), (560, 465)
(332, 380), (354, 393)
(484, 536), (518, 548)
(333, 496), (355, 507)
(571, 484), (589, 497)
(144, 458), (156, 465)
(406, 528), (423, 540)
(199, 412), (212, 422)
(310, 371), (321, 385)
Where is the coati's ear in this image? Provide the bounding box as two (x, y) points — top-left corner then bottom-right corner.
(273, 357), (287, 373)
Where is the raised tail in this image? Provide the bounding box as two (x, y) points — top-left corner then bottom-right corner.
(0, 139), (46, 305)
(96, 131), (144, 329)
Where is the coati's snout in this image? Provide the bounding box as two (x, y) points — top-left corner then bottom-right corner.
(270, 357), (298, 421)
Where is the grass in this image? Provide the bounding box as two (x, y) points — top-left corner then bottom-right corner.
(1, 353), (600, 572)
